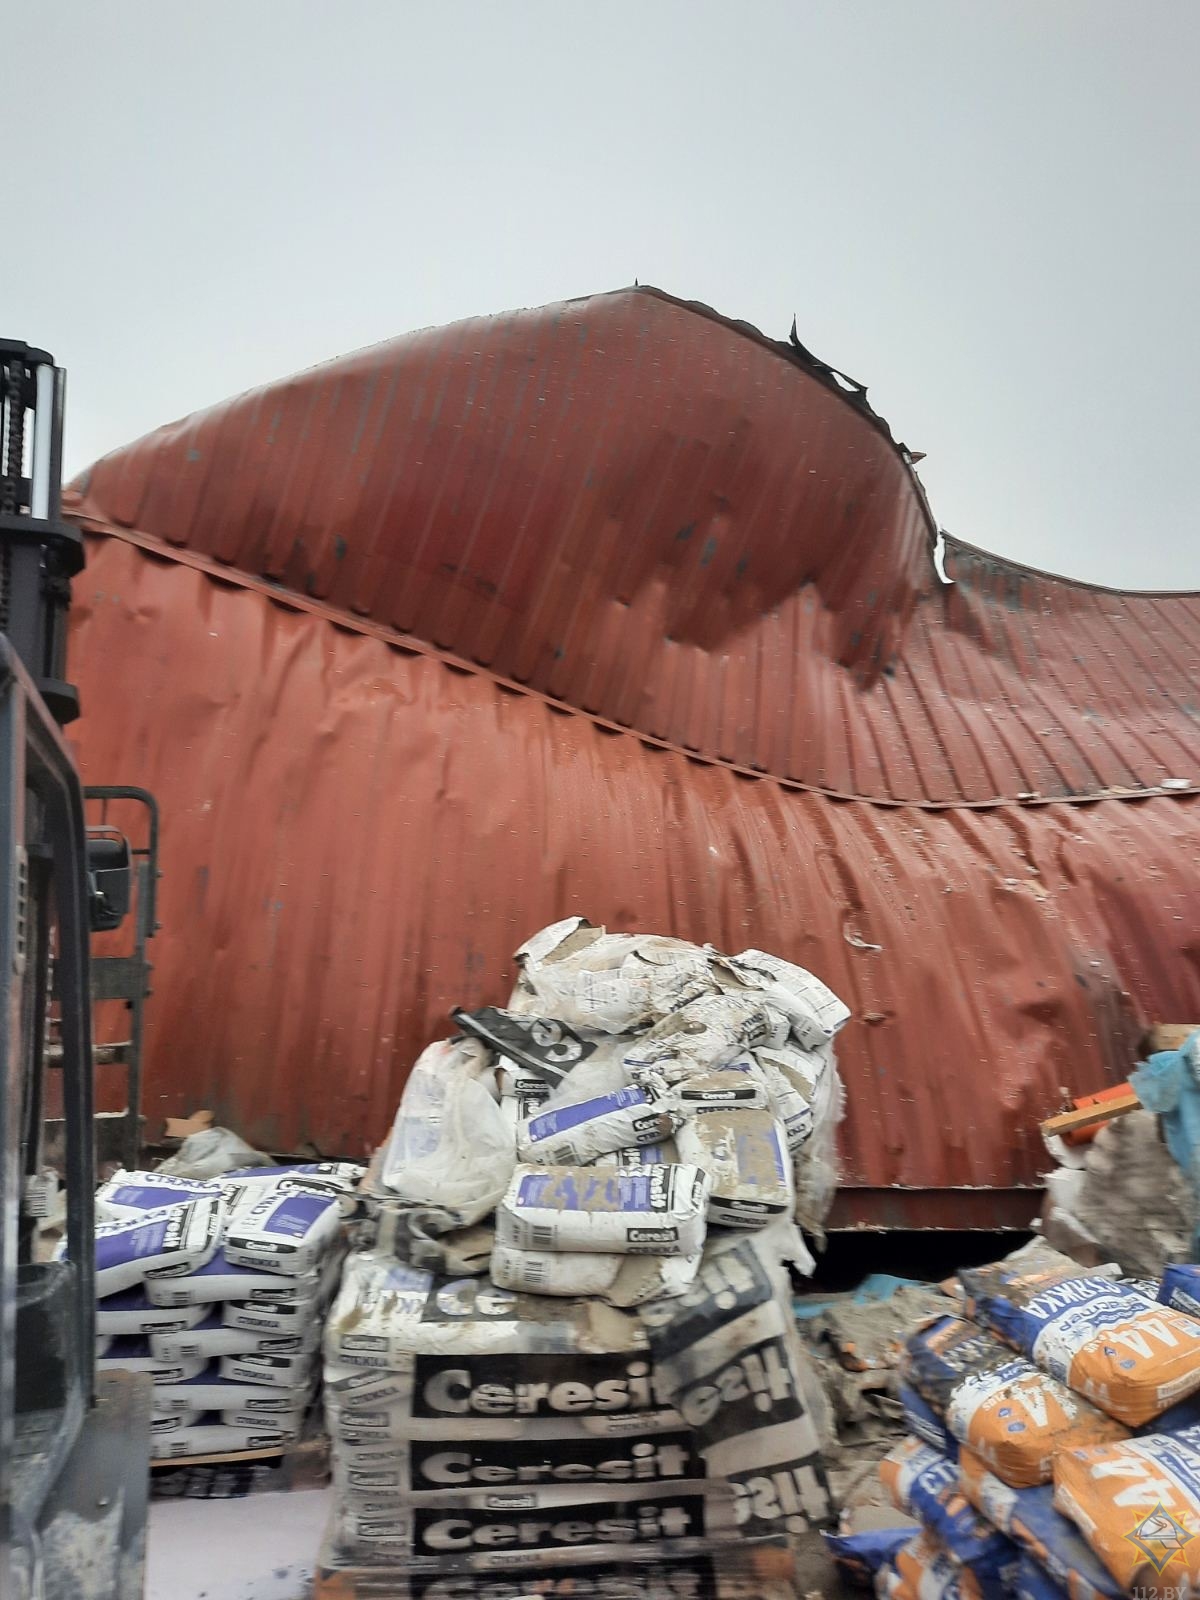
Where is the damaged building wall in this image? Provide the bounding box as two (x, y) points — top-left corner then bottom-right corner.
(62, 287), (1200, 1226)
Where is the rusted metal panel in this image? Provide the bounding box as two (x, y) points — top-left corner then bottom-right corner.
(60, 287), (1200, 1224)
(66, 536), (1200, 1224)
(66, 287), (1199, 809)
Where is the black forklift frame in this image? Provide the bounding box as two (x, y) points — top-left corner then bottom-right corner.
(0, 635), (96, 1554)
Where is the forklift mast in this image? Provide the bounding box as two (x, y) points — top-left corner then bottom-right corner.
(1, 342), (149, 1599)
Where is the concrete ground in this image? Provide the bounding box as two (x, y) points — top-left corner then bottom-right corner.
(147, 1487), (331, 1600)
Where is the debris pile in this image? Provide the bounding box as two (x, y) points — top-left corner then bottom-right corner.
(794, 1274), (957, 1496)
(1038, 1030), (1200, 1280)
(825, 1243), (1200, 1597)
(79, 1162), (362, 1458)
(319, 918), (849, 1582)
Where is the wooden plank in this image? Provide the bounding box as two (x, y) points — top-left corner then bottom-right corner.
(1148, 1024), (1199, 1054)
(1041, 1090), (1140, 1139)
(150, 1445), (286, 1468)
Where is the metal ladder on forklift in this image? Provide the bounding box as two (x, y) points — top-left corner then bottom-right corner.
(85, 786), (160, 1172)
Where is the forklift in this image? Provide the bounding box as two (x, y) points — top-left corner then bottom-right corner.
(1, 341), (150, 1598)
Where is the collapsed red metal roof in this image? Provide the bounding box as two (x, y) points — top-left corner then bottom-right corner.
(64, 287), (1200, 1226)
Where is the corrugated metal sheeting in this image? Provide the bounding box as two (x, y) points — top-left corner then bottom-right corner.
(63, 288), (1200, 1226)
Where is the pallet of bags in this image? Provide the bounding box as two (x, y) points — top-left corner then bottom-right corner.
(84, 1161), (362, 1459)
(321, 1251), (735, 1569)
(320, 1238), (832, 1573)
(322, 919), (851, 1582)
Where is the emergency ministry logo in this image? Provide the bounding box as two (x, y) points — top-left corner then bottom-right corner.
(1125, 1502), (1195, 1575)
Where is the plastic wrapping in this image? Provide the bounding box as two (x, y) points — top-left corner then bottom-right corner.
(379, 1038), (513, 1224)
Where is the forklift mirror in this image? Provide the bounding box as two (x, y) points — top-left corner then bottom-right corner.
(86, 831), (132, 932)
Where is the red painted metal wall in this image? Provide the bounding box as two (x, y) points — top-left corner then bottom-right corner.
(63, 288), (1200, 1226)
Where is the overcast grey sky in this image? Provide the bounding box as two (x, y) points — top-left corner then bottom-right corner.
(11, 1), (1199, 589)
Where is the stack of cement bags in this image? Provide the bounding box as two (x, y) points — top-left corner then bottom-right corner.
(825, 1245), (1200, 1598)
(81, 1163), (361, 1457)
(318, 919), (849, 1587)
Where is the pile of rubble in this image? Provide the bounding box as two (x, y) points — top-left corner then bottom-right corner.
(318, 917), (850, 1582)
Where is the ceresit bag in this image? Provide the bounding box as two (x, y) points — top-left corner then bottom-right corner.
(96, 1289), (208, 1337)
(219, 1349), (318, 1389)
(495, 1164), (709, 1257)
(879, 1438), (1017, 1596)
(674, 1109), (793, 1229)
(223, 1181), (342, 1275)
(956, 1449), (1121, 1600)
(150, 1309), (321, 1361)
(150, 1421), (291, 1459)
(623, 994), (786, 1085)
(331, 1429), (706, 1500)
(489, 1243), (700, 1306)
(96, 1337), (206, 1386)
(903, 1316), (1127, 1486)
(959, 1266), (1200, 1427)
(96, 1169), (222, 1220)
(156, 1363), (315, 1414)
(78, 1197), (224, 1295)
(143, 1245), (324, 1307)
(517, 1084), (682, 1167)
(1053, 1425), (1200, 1594)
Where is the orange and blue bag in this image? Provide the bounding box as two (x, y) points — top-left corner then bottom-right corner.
(1053, 1424), (1200, 1593)
(904, 1316), (1127, 1486)
(879, 1438), (1017, 1599)
(956, 1448), (1120, 1600)
(959, 1265), (1200, 1427)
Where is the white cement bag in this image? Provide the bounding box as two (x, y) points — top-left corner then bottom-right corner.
(323, 1254), (683, 1433)
(219, 1350), (319, 1389)
(222, 1297), (322, 1335)
(332, 1427), (705, 1498)
(518, 1084), (682, 1166)
(498, 1070), (551, 1141)
(96, 1338), (206, 1385)
(490, 1244), (701, 1306)
(95, 1169), (222, 1221)
(330, 1477), (739, 1569)
(223, 1181), (342, 1275)
(150, 1309), (321, 1361)
(712, 949), (850, 1049)
(150, 1421), (291, 1459)
(379, 1037), (513, 1222)
(675, 1110), (794, 1229)
(150, 1392), (200, 1420)
(221, 1402), (307, 1431)
(150, 1411), (198, 1437)
(158, 1364), (316, 1414)
(144, 1245), (324, 1307)
(96, 1290), (208, 1336)
(515, 919), (715, 1033)
(623, 995), (786, 1085)
(495, 1165), (709, 1257)
(79, 1196), (224, 1295)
